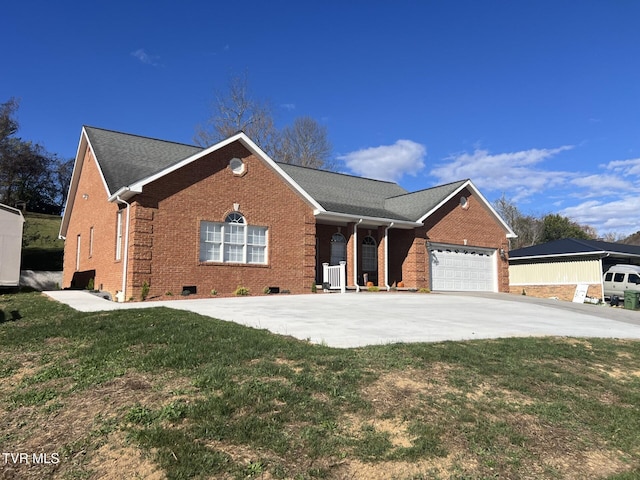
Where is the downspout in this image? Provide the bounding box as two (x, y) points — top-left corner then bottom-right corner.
(354, 219), (363, 292)
(384, 222), (394, 291)
(116, 195), (131, 302)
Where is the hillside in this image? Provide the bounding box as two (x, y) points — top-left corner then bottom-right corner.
(622, 231), (640, 246)
(21, 212), (64, 270)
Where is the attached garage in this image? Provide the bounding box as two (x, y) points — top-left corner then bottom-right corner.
(429, 243), (497, 291)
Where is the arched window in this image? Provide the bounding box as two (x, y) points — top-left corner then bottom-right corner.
(362, 236), (377, 271)
(224, 213), (246, 262)
(200, 213), (267, 264)
(330, 233), (346, 265)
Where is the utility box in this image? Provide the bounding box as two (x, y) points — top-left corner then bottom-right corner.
(624, 290), (640, 310)
(0, 204), (24, 287)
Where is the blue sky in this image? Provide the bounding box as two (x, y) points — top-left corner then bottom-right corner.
(3, 1), (640, 236)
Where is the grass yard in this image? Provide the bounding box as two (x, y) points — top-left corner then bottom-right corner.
(1, 292), (640, 479)
(21, 212), (64, 271)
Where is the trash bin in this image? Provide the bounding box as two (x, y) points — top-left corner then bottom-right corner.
(624, 290), (640, 310)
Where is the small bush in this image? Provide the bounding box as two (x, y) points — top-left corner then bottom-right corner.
(234, 286), (250, 296)
(141, 281), (150, 300)
(367, 286), (380, 292)
(311, 282), (317, 293)
(418, 288), (431, 294)
(86, 278), (94, 291)
(263, 286), (271, 295)
(210, 289), (218, 296)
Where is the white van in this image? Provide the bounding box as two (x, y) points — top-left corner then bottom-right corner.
(603, 264), (640, 302)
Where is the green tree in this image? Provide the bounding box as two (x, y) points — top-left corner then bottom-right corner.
(0, 98), (71, 214)
(541, 214), (595, 242)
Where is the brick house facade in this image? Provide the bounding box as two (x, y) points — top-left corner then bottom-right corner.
(60, 127), (516, 301)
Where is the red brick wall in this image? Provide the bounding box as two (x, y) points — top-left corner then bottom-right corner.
(509, 284), (603, 302)
(128, 142), (317, 298)
(62, 147), (124, 294)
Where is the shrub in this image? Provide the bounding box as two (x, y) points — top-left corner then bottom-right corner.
(311, 282), (317, 293)
(141, 281), (150, 301)
(234, 286), (250, 296)
(86, 278), (95, 291)
(263, 286), (271, 295)
(367, 286), (380, 292)
(418, 288), (431, 294)
(210, 289), (218, 296)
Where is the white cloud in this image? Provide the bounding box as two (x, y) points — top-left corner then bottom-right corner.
(570, 174), (639, 198)
(561, 197), (640, 236)
(340, 140), (426, 182)
(430, 146), (575, 201)
(280, 103), (296, 111)
(600, 158), (640, 177)
(131, 48), (161, 66)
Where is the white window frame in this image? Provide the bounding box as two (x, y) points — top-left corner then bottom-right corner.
(362, 236), (377, 271)
(330, 233), (347, 266)
(115, 210), (123, 261)
(200, 214), (268, 265)
(76, 234), (81, 271)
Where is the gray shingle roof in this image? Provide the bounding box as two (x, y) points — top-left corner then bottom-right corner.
(276, 163), (412, 220)
(84, 126), (468, 222)
(385, 180), (468, 221)
(85, 126), (202, 194)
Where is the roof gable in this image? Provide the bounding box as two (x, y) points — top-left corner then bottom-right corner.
(384, 180), (467, 221)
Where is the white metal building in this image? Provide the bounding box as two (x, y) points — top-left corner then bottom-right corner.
(0, 204), (24, 287)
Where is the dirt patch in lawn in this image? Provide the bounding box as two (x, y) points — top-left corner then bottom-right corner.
(0, 371), (188, 480)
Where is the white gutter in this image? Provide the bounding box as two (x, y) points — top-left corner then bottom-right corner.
(384, 222), (394, 291)
(115, 194), (132, 302)
(314, 210), (420, 229)
(354, 219), (363, 292)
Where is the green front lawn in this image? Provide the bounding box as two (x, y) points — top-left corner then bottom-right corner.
(1, 292), (639, 479)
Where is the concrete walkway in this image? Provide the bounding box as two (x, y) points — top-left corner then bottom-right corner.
(44, 290), (640, 348)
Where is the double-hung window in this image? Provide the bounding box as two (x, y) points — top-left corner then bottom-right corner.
(200, 214), (267, 264)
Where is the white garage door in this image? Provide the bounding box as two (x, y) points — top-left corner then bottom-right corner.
(430, 245), (496, 291)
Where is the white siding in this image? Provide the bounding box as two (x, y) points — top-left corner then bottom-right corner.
(510, 259), (601, 285)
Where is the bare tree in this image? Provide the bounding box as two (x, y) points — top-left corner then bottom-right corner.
(194, 73), (279, 157)
(493, 194), (544, 249)
(195, 73), (337, 170)
(276, 116), (333, 170)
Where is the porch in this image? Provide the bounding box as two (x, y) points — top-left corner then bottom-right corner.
(314, 220), (428, 291)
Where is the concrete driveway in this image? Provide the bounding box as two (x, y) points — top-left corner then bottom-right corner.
(44, 290), (640, 348)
